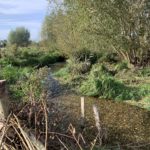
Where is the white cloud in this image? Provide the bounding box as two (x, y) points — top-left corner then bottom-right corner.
(0, 0), (48, 40)
(0, 0), (48, 15)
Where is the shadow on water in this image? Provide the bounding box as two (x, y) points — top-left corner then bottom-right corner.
(49, 62), (66, 73)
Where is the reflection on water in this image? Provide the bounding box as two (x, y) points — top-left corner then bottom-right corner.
(50, 62), (66, 73)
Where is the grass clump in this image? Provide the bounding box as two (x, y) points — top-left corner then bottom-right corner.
(53, 67), (69, 79)
(0, 62), (48, 101)
(115, 61), (129, 71)
(138, 67), (150, 77)
(0, 65), (32, 84)
(9, 67), (48, 102)
(79, 64), (148, 101)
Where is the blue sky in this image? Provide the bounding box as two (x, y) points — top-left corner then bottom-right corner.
(0, 0), (48, 41)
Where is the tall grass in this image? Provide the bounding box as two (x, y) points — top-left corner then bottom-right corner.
(79, 64), (149, 101)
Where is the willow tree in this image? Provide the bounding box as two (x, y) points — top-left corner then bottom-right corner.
(42, 5), (90, 56)
(43, 0), (150, 66)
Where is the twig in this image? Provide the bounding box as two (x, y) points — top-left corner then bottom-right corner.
(68, 124), (83, 150)
(90, 134), (99, 150)
(42, 97), (48, 150)
(0, 114), (12, 148)
(56, 135), (69, 150)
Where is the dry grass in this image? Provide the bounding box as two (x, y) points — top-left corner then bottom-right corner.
(0, 94), (107, 150)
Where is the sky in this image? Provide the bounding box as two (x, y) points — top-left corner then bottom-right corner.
(0, 0), (48, 41)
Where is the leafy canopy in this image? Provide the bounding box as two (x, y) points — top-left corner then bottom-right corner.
(8, 27), (30, 47)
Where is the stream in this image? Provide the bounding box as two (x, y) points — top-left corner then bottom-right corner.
(45, 62), (150, 146)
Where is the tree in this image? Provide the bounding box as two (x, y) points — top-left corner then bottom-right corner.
(0, 40), (7, 48)
(8, 27), (30, 47)
(44, 0), (150, 67)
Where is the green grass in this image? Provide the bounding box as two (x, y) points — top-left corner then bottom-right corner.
(53, 63), (150, 102)
(53, 67), (69, 79)
(79, 64), (150, 101)
(0, 65), (33, 84)
(138, 67), (150, 77)
(0, 46), (65, 102)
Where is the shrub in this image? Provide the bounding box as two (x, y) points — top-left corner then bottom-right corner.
(71, 48), (100, 64)
(67, 58), (91, 75)
(0, 65), (32, 84)
(39, 53), (60, 66)
(98, 52), (119, 64)
(53, 67), (69, 78)
(3, 47), (65, 67)
(115, 61), (129, 71)
(138, 67), (150, 77)
(9, 67), (48, 101)
(79, 64), (146, 101)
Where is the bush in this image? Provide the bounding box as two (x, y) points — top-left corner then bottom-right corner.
(53, 67), (69, 78)
(138, 67), (150, 77)
(115, 61), (129, 71)
(67, 58), (91, 75)
(0, 65), (32, 84)
(39, 52), (61, 67)
(71, 48), (100, 64)
(9, 67), (48, 101)
(3, 47), (65, 67)
(79, 64), (147, 101)
(98, 52), (119, 64)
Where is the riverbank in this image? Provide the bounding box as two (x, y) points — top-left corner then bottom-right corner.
(0, 55), (150, 149)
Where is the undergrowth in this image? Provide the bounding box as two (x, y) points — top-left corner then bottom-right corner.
(0, 63), (48, 101)
(79, 64), (150, 101)
(1, 46), (65, 67)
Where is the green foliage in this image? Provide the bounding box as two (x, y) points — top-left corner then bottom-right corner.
(138, 67), (150, 77)
(71, 48), (100, 64)
(1, 47), (64, 67)
(43, 0), (150, 67)
(0, 40), (7, 47)
(98, 52), (120, 64)
(115, 61), (129, 71)
(79, 64), (148, 101)
(5, 67), (48, 102)
(53, 67), (70, 82)
(39, 52), (63, 67)
(0, 65), (32, 84)
(67, 58), (91, 75)
(0, 44), (65, 101)
(8, 27), (30, 47)
(12, 68), (48, 102)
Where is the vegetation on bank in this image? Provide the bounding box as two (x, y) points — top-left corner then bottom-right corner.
(0, 44), (65, 101)
(54, 55), (150, 110)
(0, 0), (150, 149)
(43, 0), (150, 110)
